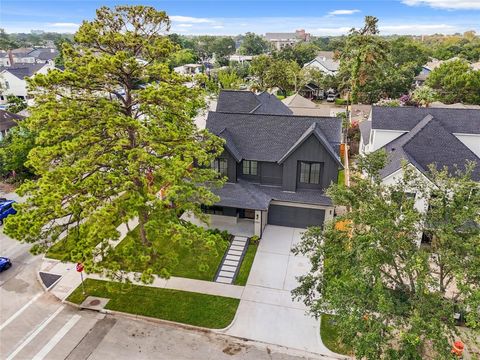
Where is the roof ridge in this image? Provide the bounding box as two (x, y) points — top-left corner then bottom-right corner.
(209, 110), (339, 120)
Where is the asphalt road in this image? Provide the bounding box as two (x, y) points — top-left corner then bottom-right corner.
(0, 190), (328, 360)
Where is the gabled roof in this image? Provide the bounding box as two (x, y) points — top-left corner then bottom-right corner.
(27, 48), (59, 61)
(216, 90), (292, 115)
(0, 109), (24, 132)
(278, 122), (343, 166)
(371, 106), (480, 134)
(359, 120), (372, 145)
(218, 128), (242, 162)
(304, 57), (340, 72)
(282, 93), (317, 108)
(1, 63), (48, 79)
(380, 114), (480, 181)
(207, 111), (342, 163)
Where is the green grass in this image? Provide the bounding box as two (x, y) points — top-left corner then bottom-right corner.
(338, 169), (345, 186)
(46, 231), (92, 261)
(320, 314), (353, 356)
(234, 243), (258, 286)
(111, 227), (228, 281)
(67, 278), (239, 329)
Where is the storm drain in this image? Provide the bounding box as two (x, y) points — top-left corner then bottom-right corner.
(39, 272), (62, 289)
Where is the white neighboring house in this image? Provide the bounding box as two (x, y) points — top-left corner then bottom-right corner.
(303, 53), (340, 76)
(228, 54), (254, 64)
(359, 106), (480, 245)
(0, 63), (55, 105)
(173, 63), (202, 76)
(0, 52), (11, 67)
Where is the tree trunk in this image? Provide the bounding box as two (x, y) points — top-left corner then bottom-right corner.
(137, 207), (150, 246)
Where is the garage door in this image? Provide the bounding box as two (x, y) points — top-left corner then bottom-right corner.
(268, 205), (325, 228)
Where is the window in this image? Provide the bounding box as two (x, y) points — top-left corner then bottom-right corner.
(299, 162), (321, 184)
(242, 160), (257, 176)
(5, 81), (9, 89)
(211, 158), (228, 176)
(202, 205), (224, 215)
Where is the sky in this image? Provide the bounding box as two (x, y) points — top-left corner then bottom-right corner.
(1, 0), (480, 36)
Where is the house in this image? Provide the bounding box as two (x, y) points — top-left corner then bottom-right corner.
(216, 90), (293, 115)
(0, 109), (24, 141)
(0, 52), (11, 67)
(282, 93), (331, 116)
(228, 55), (254, 64)
(265, 29), (310, 50)
(298, 82), (324, 100)
(25, 48), (59, 64)
(195, 111), (343, 237)
(359, 106), (480, 233)
(0, 63), (55, 105)
(413, 58), (459, 86)
(303, 55), (340, 76)
(173, 64), (202, 75)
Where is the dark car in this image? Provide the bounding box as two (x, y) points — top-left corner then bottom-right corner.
(0, 257), (12, 272)
(0, 200), (16, 225)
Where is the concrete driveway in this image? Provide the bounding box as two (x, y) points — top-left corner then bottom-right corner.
(225, 225), (336, 356)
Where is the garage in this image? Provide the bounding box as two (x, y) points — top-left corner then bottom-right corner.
(267, 204), (325, 228)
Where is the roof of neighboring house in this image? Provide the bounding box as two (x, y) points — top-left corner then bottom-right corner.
(371, 106), (480, 134)
(213, 179), (333, 210)
(206, 111), (342, 163)
(27, 48), (59, 61)
(380, 114), (480, 181)
(1, 63), (48, 79)
(316, 51), (335, 60)
(359, 120), (372, 145)
(430, 101), (480, 109)
(304, 57), (340, 72)
(0, 109), (24, 132)
(282, 93), (317, 109)
(216, 90), (293, 115)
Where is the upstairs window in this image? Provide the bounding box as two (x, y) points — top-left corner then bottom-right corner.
(211, 158), (228, 176)
(242, 160), (258, 176)
(299, 162), (321, 184)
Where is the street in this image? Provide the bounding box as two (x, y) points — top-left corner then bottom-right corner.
(0, 191), (328, 360)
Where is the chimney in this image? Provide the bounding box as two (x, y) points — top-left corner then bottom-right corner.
(8, 50), (14, 66)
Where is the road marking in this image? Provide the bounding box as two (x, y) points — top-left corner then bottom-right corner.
(32, 314), (81, 360)
(0, 293), (43, 331)
(6, 306), (64, 360)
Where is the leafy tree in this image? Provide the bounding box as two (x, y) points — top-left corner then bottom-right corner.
(4, 6), (225, 280)
(6, 95), (27, 113)
(412, 85), (437, 107)
(426, 59), (480, 104)
(337, 16), (389, 103)
(265, 59), (300, 96)
(238, 32), (270, 55)
(249, 54), (273, 91)
(168, 33), (196, 50)
(0, 125), (36, 180)
(193, 36), (235, 65)
(217, 69), (241, 90)
(0, 28), (18, 50)
(293, 152), (480, 359)
(274, 42), (320, 66)
(168, 48), (198, 69)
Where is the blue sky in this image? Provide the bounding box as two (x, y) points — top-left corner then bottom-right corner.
(2, 0), (480, 36)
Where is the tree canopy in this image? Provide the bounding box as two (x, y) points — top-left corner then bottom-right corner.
(238, 32), (270, 55)
(4, 5), (225, 281)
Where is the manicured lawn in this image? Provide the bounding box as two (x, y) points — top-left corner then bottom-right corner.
(320, 314), (353, 356)
(234, 243), (258, 286)
(67, 278), (239, 329)
(110, 227), (228, 281)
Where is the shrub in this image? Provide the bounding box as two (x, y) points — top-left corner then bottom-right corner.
(335, 98), (348, 106)
(250, 235), (260, 245)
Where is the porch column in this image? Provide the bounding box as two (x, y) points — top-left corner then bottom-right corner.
(254, 210), (262, 237)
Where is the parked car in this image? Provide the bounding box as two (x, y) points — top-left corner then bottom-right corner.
(326, 93), (339, 102)
(0, 257), (12, 272)
(0, 200), (16, 225)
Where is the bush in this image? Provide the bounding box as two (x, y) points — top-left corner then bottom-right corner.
(250, 235), (260, 245)
(335, 98), (348, 106)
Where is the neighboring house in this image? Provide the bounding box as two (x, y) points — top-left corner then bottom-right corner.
(173, 63), (202, 75)
(0, 52), (11, 67)
(26, 48), (59, 64)
(0, 109), (24, 141)
(413, 58), (461, 86)
(0, 63), (55, 104)
(228, 55), (254, 64)
(303, 54), (340, 76)
(202, 111), (343, 236)
(216, 90), (293, 115)
(299, 82), (324, 100)
(282, 93), (331, 116)
(265, 29), (310, 50)
(359, 106), (480, 237)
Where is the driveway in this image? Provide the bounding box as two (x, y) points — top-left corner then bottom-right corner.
(225, 225), (337, 357)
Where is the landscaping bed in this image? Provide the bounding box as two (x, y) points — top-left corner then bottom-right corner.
(67, 278), (239, 329)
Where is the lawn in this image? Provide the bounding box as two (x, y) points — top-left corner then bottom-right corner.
(46, 230), (96, 261)
(67, 278), (239, 329)
(338, 169), (345, 186)
(110, 226), (228, 281)
(320, 314), (353, 356)
(234, 243), (258, 286)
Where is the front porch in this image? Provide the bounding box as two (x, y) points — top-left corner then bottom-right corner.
(182, 211), (262, 237)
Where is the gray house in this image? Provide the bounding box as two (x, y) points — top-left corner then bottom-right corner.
(202, 111), (343, 237)
(216, 90), (293, 115)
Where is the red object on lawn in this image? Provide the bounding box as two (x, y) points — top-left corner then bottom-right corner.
(451, 340), (464, 357)
(76, 263), (84, 272)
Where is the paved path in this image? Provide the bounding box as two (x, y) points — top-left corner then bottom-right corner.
(215, 236), (249, 284)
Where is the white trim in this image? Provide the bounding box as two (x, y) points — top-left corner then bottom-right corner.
(270, 200), (333, 210)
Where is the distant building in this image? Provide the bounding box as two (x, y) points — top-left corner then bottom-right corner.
(173, 64), (203, 75)
(265, 29), (311, 50)
(1, 48), (59, 67)
(303, 53), (340, 76)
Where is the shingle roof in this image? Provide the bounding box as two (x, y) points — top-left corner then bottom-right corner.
(304, 57), (340, 72)
(206, 111), (342, 163)
(380, 114), (480, 181)
(213, 179), (333, 210)
(371, 106), (480, 134)
(216, 90), (292, 115)
(0, 110), (24, 132)
(359, 121), (372, 145)
(1, 63), (48, 79)
(218, 128), (242, 162)
(27, 48), (59, 61)
(282, 93), (317, 108)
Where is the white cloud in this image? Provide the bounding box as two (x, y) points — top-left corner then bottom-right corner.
(402, 0), (480, 9)
(50, 22), (79, 28)
(312, 27), (352, 35)
(380, 23), (456, 34)
(176, 24), (193, 28)
(328, 9), (361, 16)
(169, 16), (213, 24)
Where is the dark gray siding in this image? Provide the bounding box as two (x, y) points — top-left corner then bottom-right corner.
(268, 205), (325, 228)
(282, 135), (339, 192)
(219, 150), (237, 183)
(260, 162), (283, 185)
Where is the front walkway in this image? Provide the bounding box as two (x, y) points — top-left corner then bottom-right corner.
(224, 225), (339, 357)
